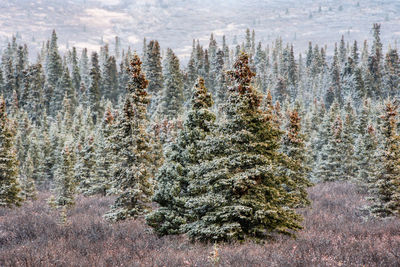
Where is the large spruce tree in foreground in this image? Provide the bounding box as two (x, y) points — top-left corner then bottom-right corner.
(0, 96), (22, 207)
(184, 53), (305, 242)
(147, 77), (216, 235)
(104, 54), (154, 221)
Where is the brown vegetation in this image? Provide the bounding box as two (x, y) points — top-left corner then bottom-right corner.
(1, 182), (399, 266)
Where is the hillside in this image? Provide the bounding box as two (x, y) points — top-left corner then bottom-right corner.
(0, 0), (399, 60)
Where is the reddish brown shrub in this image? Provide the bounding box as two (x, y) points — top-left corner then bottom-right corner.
(1, 182), (399, 266)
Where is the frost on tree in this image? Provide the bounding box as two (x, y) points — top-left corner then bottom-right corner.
(368, 101), (400, 218)
(147, 77), (216, 235)
(104, 54), (154, 222)
(0, 96), (22, 208)
(184, 53), (305, 242)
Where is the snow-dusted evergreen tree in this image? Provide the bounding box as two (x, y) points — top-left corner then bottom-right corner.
(184, 53), (304, 242)
(87, 52), (101, 122)
(355, 125), (379, 190)
(49, 142), (76, 224)
(53, 66), (75, 114)
(46, 30), (62, 89)
(147, 77), (216, 235)
(105, 54), (154, 221)
(155, 48), (184, 119)
(144, 40), (163, 114)
(368, 101), (400, 217)
(311, 101), (338, 179)
(79, 48), (90, 88)
(341, 101), (357, 180)
(0, 96), (22, 207)
(88, 103), (115, 196)
(19, 153), (37, 201)
(383, 47), (400, 97)
(315, 115), (344, 182)
(281, 109), (312, 207)
(75, 135), (96, 195)
(71, 47), (81, 94)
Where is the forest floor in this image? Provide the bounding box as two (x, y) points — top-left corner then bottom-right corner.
(1, 182), (399, 267)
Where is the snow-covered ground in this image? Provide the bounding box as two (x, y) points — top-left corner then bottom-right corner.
(1, 0), (399, 61)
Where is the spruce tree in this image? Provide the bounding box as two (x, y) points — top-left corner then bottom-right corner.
(105, 54), (154, 221)
(20, 153), (37, 201)
(71, 47), (81, 93)
(147, 77), (216, 235)
(75, 136), (96, 195)
(281, 109), (312, 207)
(144, 40), (163, 114)
(155, 48), (184, 119)
(184, 53), (304, 242)
(46, 30), (62, 116)
(89, 103), (115, 196)
(369, 101), (400, 217)
(50, 143), (76, 210)
(341, 102), (357, 180)
(87, 52), (101, 122)
(0, 96), (22, 207)
(383, 48), (400, 97)
(315, 115), (344, 182)
(355, 125), (379, 190)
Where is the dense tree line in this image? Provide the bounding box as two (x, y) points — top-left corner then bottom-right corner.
(1, 24), (399, 242)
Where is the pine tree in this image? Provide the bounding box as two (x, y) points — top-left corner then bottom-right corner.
(155, 48), (184, 119)
(355, 125), (379, 190)
(53, 66), (76, 114)
(315, 114), (344, 182)
(46, 30), (63, 101)
(20, 153), (37, 201)
(341, 102), (357, 180)
(383, 48), (400, 97)
(184, 53), (304, 242)
(87, 52), (101, 122)
(327, 44), (342, 107)
(369, 101), (400, 217)
(23, 63), (45, 122)
(144, 40), (163, 114)
(79, 48), (90, 87)
(147, 77), (216, 235)
(74, 136), (96, 195)
(71, 47), (81, 93)
(50, 143), (76, 209)
(89, 103), (115, 196)
(103, 55), (118, 101)
(0, 96), (22, 207)
(366, 23), (383, 98)
(281, 109), (312, 207)
(105, 54), (154, 221)
(339, 35), (347, 65)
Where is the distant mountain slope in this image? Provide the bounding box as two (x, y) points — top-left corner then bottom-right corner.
(0, 0), (399, 59)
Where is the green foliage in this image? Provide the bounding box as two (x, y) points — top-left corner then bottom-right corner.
(147, 77), (216, 235)
(368, 101), (400, 217)
(184, 54), (305, 242)
(105, 54), (154, 222)
(155, 48), (184, 119)
(51, 142), (76, 208)
(281, 109), (313, 207)
(0, 96), (22, 207)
